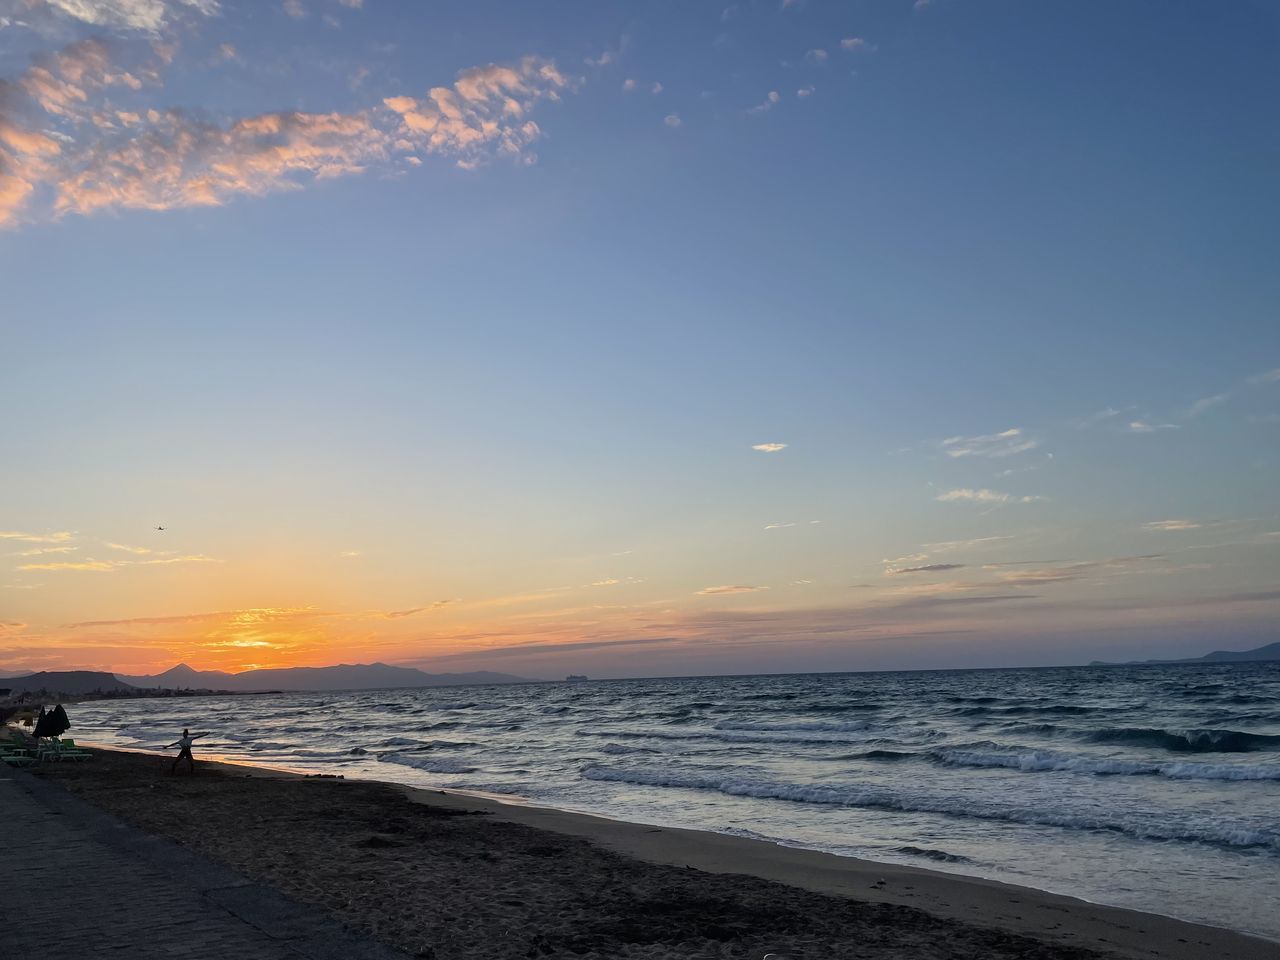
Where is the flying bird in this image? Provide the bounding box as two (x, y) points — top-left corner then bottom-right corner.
(155, 525), (166, 531)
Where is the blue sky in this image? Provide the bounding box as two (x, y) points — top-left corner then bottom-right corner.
(1, 0), (1278, 679)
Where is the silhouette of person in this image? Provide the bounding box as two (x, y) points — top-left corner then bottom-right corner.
(167, 728), (207, 774)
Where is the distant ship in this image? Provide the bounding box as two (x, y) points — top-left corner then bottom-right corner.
(565, 674), (588, 682)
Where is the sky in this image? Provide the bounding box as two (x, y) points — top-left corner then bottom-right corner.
(1, 0), (1278, 681)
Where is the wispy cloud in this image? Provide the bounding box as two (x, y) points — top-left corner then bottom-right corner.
(1143, 519), (1201, 531)
(883, 553), (927, 566)
(751, 442), (787, 453)
(33, 0), (219, 32)
(1187, 394), (1227, 417)
(133, 555), (220, 566)
(381, 600), (456, 619)
(18, 559), (117, 572)
(18, 554), (219, 572)
(922, 536), (1014, 552)
(840, 37), (872, 52)
(936, 488), (1047, 504)
(887, 563), (965, 575)
(941, 427), (1038, 459)
(0, 530), (74, 543)
(9, 546), (78, 557)
(1073, 407), (1124, 429)
(991, 555), (1164, 587)
(805, 49), (828, 65)
(663, 113), (682, 128)
(1247, 368), (1280, 385)
(695, 584), (768, 596)
(747, 90), (781, 114)
(104, 541), (153, 554)
(1128, 420), (1179, 433)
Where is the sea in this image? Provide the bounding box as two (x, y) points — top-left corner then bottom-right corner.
(69, 662), (1280, 941)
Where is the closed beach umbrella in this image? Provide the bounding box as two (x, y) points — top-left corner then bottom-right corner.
(33, 706), (52, 738)
(53, 704), (70, 736)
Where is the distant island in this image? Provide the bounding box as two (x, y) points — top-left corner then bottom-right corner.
(1089, 640), (1280, 667)
(566, 674), (589, 681)
(0, 661), (530, 700)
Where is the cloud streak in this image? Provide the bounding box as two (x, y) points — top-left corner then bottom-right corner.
(1144, 519), (1201, 531)
(936, 488), (1047, 504)
(887, 563), (965, 575)
(0, 531), (74, 543)
(1129, 420), (1179, 433)
(18, 554), (219, 571)
(381, 600), (456, 619)
(922, 536), (1014, 552)
(942, 427), (1038, 459)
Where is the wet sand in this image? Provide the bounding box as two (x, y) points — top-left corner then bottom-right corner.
(29, 748), (1279, 960)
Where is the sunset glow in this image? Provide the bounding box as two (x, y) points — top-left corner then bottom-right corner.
(2, 0), (1278, 680)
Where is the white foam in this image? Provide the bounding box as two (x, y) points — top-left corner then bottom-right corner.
(579, 763), (1279, 851)
(715, 719), (874, 733)
(932, 746), (1280, 781)
(380, 753), (478, 774)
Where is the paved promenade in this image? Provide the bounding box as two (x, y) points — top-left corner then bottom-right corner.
(0, 766), (408, 960)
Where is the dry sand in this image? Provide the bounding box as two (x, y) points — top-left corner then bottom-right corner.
(30, 748), (1279, 960)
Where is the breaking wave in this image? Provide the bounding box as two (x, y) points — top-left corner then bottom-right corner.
(1084, 727), (1280, 753)
(579, 763), (1279, 852)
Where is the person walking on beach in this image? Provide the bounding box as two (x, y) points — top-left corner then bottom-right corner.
(167, 728), (207, 774)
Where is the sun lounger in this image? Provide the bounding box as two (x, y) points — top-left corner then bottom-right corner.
(0, 743), (37, 766)
(57, 739), (91, 761)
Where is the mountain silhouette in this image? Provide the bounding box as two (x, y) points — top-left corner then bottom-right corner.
(1089, 640), (1280, 666)
(116, 661), (530, 691)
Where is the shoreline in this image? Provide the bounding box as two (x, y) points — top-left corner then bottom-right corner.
(67, 744), (1279, 959)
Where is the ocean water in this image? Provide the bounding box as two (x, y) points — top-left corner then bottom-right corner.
(69, 662), (1280, 940)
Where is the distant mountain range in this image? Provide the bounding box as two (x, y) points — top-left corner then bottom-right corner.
(0, 671), (137, 695)
(1090, 640), (1280, 667)
(115, 661), (529, 692)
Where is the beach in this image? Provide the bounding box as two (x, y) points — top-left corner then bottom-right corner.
(27, 747), (1278, 960)
(64, 667), (1280, 940)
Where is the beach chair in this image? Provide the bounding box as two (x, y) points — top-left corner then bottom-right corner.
(0, 743), (37, 767)
(58, 739), (91, 761)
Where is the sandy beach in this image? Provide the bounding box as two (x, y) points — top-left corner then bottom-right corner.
(24, 747), (1277, 960)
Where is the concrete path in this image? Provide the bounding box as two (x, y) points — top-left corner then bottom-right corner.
(0, 767), (410, 960)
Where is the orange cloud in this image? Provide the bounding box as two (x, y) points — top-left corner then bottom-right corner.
(55, 109), (388, 217)
(383, 56), (570, 168)
(19, 559), (117, 572)
(17, 554), (219, 571)
(2, 41), (573, 227)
